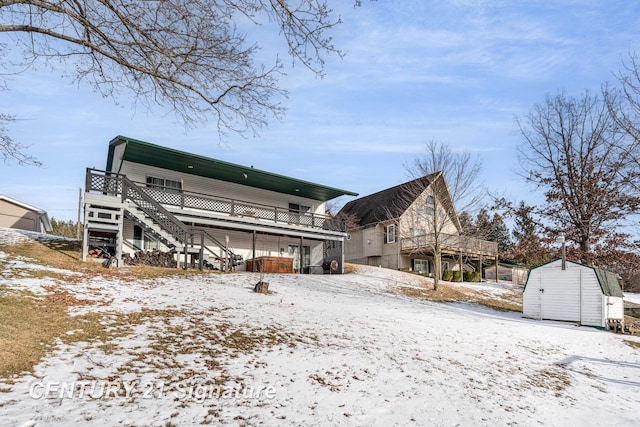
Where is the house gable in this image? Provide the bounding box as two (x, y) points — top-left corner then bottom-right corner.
(399, 183), (460, 236)
(339, 172), (461, 232)
(340, 173), (440, 227)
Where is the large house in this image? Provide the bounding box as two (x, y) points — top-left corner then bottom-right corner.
(82, 136), (358, 272)
(0, 195), (52, 233)
(339, 172), (498, 277)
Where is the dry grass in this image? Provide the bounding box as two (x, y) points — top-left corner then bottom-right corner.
(1, 239), (222, 282)
(623, 339), (640, 349)
(1, 240), (84, 271)
(343, 263), (358, 274)
(0, 283), (191, 380)
(399, 282), (523, 313)
(400, 283), (479, 303)
(0, 288), (109, 379)
(624, 315), (640, 336)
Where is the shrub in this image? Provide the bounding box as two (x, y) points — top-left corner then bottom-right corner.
(463, 271), (482, 282)
(442, 269), (453, 281)
(452, 270), (462, 282)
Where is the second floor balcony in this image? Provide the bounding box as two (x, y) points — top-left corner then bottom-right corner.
(85, 168), (347, 234)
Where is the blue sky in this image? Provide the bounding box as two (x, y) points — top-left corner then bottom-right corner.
(1, 1), (640, 222)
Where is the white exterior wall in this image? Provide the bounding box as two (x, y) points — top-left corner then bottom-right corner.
(122, 223), (325, 267)
(111, 143), (127, 172)
(579, 269), (604, 327)
(118, 161), (326, 216)
(112, 161), (330, 267)
(523, 260), (620, 328)
(604, 296), (624, 321)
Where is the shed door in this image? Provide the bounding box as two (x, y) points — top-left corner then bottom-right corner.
(540, 268), (581, 322)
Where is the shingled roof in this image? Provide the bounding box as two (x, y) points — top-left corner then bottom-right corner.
(339, 172), (441, 227)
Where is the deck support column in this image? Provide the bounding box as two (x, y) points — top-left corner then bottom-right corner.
(299, 236), (303, 274)
(252, 230), (256, 272)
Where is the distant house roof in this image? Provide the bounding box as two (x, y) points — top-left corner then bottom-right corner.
(0, 194), (52, 232)
(338, 172), (460, 229)
(106, 135), (358, 202)
(488, 262), (528, 270)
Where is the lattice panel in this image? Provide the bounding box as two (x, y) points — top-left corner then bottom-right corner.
(89, 174), (122, 196)
(183, 195), (232, 213)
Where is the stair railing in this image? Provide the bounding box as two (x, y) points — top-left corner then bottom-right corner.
(120, 175), (190, 245)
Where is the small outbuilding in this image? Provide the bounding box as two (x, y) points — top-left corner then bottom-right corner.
(485, 262), (528, 285)
(523, 259), (624, 329)
(0, 195), (52, 233)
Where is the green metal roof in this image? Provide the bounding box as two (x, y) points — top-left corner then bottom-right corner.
(106, 136), (358, 202)
(593, 267), (624, 298)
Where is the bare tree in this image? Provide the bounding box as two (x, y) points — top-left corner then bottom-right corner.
(407, 140), (484, 219)
(516, 89), (640, 265)
(1, 114), (41, 165)
(385, 172), (460, 290)
(0, 0), (358, 163)
(400, 141), (485, 288)
(612, 52), (640, 203)
(613, 52), (640, 145)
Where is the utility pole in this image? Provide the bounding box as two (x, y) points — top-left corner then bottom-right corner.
(76, 187), (82, 239)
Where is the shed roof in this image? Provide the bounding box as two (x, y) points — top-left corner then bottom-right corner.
(593, 268), (624, 298)
(106, 136), (358, 202)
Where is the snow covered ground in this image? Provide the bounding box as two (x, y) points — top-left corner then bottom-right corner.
(1, 228), (639, 426)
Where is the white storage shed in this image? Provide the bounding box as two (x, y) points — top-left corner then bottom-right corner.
(523, 259), (624, 329)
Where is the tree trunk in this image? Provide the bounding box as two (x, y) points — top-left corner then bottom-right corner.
(433, 241), (441, 290)
(254, 281), (270, 293)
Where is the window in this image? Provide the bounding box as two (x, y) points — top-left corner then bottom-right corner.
(414, 259), (430, 274)
(133, 225), (143, 251)
(288, 244), (311, 272)
(289, 203), (311, 224)
(384, 224), (397, 244)
(146, 176), (182, 192)
(411, 228), (425, 237)
(289, 203), (311, 214)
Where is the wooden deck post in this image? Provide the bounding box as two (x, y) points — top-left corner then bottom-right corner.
(252, 230), (256, 272)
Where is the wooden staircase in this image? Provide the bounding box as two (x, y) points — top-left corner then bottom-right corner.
(83, 169), (235, 268)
